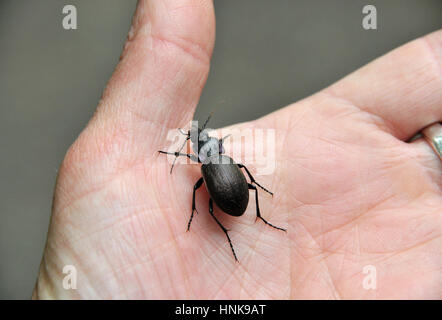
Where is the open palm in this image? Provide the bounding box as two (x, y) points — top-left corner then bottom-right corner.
(33, 0), (441, 299)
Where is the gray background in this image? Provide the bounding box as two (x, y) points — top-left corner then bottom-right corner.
(0, 0), (440, 299)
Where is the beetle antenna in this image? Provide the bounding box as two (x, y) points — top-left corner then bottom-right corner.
(201, 111), (214, 130)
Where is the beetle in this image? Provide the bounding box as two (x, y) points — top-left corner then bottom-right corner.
(158, 114), (285, 261)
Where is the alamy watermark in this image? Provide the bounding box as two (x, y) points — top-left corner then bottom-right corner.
(362, 5), (377, 30)
(62, 5), (77, 30)
(62, 265), (77, 290)
(362, 265), (377, 290)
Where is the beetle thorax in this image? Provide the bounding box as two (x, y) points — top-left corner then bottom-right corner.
(193, 137), (222, 164)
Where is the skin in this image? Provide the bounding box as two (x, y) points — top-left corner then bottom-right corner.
(33, 0), (441, 299)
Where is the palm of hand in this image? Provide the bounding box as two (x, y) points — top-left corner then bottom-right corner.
(34, 1), (441, 299)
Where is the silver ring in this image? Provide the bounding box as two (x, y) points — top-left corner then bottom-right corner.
(421, 122), (442, 161)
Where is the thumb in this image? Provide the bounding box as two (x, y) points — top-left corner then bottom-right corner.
(89, 0), (215, 148)
(53, 0), (214, 216)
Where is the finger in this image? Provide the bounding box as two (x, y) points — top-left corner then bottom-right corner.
(93, 0), (215, 137)
(325, 30), (442, 141)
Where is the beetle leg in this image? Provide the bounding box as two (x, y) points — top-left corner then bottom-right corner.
(158, 151), (198, 161)
(238, 164), (273, 196)
(187, 177), (204, 231)
(158, 151), (199, 174)
(208, 198), (239, 262)
(248, 184), (286, 232)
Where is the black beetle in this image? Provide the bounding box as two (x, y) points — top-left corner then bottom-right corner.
(159, 114), (285, 261)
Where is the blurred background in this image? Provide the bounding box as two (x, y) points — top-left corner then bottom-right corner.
(0, 0), (440, 299)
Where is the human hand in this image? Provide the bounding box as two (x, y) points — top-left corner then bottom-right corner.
(33, 0), (441, 299)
